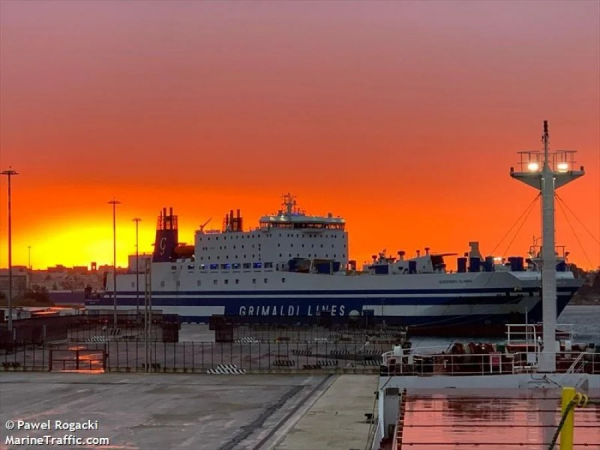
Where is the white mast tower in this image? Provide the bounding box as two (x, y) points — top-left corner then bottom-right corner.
(510, 121), (584, 372)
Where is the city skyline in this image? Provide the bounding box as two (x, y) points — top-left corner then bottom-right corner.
(1, 1), (599, 270)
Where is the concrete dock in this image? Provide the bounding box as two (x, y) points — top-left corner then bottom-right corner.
(275, 375), (378, 450)
(0, 372), (377, 450)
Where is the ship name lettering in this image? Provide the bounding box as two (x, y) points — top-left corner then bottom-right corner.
(238, 304), (346, 317)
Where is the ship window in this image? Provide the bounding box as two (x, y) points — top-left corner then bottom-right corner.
(326, 254), (328, 257)
(200, 264), (205, 270)
(264, 278), (268, 283)
(265, 262), (273, 268)
(176, 281), (180, 287)
(213, 280), (217, 285)
(221, 264), (231, 270)
(233, 246), (236, 249)
(210, 264), (218, 270)
(224, 237), (226, 240)
(235, 279), (239, 284)
(216, 237), (218, 240)
(279, 253), (282, 257)
(243, 263), (251, 269)
(242, 245), (245, 249)
(321, 244), (323, 248)
(278, 243), (281, 247)
(302, 244), (305, 248)
(334, 255), (336, 258)
(171, 265), (177, 270)
(332, 245), (334, 248)
(197, 280), (201, 286)
(282, 278), (286, 283)
(160, 281), (165, 287)
(253, 262), (262, 269)
(252, 278), (256, 284)
(208, 237), (210, 241)
(291, 244), (293, 247)
(224, 279), (228, 284)
(232, 263), (240, 269)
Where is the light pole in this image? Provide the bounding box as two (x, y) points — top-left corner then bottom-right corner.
(108, 199), (121, 328)
(1, 168), (18, 332)
(133, 218), (142, 316)
(28, 246), (32, 270)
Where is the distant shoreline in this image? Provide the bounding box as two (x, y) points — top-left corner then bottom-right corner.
(569, 295), (600, 306)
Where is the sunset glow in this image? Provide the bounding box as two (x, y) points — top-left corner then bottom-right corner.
(1, 1), (598, 270)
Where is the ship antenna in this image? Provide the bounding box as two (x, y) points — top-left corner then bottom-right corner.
(510, 121), (585, 373)
(282, 193), (296, 215)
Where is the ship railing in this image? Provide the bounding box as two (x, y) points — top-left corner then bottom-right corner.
(557, 351), (588, 385)
(380, 350), (599, 377)
(505, 323), (575, 345)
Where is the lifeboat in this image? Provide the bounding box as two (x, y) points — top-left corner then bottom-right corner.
(174, 245), (194, 258)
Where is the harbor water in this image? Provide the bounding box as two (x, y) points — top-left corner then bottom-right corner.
(409, 304), (600, 352)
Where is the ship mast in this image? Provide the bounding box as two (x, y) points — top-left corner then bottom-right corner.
(510, 121), (584, 372)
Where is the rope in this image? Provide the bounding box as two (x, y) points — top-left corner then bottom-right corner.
(555, 194), (600, 246)
(490, 194), (540, 256)
(547, 393), (592, 450)
(556, 198), (595, 269)
(501, 195), (540, 258)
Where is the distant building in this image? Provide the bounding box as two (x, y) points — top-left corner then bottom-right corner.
(0, 268), (29, 299)
(127, 253), (153, 273)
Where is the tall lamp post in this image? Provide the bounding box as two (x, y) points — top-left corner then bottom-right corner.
(108, 199), (121, 328)
(1, 168), (18, 332)
(133, 218), (142, 316)
(28, 246), (32, 270)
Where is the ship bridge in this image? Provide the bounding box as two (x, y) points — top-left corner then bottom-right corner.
(258, 193), (345, 230)
(194, 194), (349, 268)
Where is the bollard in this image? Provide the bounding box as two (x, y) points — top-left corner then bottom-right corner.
(560, 387), (576, 450)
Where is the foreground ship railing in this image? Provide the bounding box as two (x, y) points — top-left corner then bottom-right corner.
(380, 349), (600, 376)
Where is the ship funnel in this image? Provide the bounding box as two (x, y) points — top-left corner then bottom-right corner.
(153, 207), (179, 262)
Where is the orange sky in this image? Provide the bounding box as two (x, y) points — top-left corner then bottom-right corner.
(0, 1), (599, 270)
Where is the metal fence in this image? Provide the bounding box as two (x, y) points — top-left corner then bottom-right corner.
(1, 340), (386, 374)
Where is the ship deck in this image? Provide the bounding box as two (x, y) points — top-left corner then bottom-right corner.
(391, 389), (600, 449)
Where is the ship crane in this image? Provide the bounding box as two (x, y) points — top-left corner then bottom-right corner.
(510, 120), (584, 373)
(199, 218), (212, 232)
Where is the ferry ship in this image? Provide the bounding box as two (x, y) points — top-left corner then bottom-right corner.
(85, 194), (583, 334)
